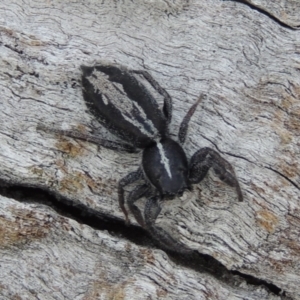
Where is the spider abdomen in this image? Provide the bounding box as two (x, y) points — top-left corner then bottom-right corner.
(81, 64), (168, 148)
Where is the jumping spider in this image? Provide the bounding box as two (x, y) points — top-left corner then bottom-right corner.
(39, 63), (243, 253)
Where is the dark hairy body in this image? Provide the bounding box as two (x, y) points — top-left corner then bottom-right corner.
(39, 62), (243, 253)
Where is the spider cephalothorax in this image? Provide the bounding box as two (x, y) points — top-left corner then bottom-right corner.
(40, 62), (243, 253)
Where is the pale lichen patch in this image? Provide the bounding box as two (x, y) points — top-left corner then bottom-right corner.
(55, 139), (84, 158)
(256, 210), (279, 233)
(0, 208), (50, 248)
(58, 172), (86, 194)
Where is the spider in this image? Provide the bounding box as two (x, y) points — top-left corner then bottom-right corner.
(39, 62), (243, 253)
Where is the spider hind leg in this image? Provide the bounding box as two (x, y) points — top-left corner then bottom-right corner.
(37, 124), (138, 153)
(132, 70), (173, 125)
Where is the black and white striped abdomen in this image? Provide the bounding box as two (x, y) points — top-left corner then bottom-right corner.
(81, 64), (167, 148)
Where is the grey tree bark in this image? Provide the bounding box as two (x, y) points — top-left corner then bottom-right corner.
(0, 0), (299, 299)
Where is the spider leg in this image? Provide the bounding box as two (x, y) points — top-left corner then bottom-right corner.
(189, 147), (243, 201)
(178, 94), (206, 144)
(127, 184), (151, 227)
(144, 196), (193, 254)
(118, 169), (143, 224)
(37, 124), (138, 153)
(131, 70), (173, 124)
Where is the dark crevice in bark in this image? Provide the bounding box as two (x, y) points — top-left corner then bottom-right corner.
(0, 178), (151, 248)
(265, 166), (300, 190)
(224, 0), (298, 30)
(0, 178), (289, 298)
(200, 133), (256, 164)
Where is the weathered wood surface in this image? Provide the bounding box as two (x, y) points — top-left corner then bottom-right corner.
(0, 195), (281, 300)
(0, 0), (299, 299)
(241, 0), (300, 28)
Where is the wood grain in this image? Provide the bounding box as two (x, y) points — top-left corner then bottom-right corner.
(0, 0), (299, 298)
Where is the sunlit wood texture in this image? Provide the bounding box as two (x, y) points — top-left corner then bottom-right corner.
(0, 0), (299, 298)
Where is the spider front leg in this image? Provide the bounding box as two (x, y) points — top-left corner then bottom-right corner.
(118, 169), (144, 224)
(189, 147), (243, 201)
(144, 196), (193, 254)
(126, 184), (151, 227)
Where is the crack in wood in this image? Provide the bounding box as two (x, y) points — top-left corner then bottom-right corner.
(0, 178), (290, 298)
(265, 166), (300, 190)
(223, 0), (299, 30)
